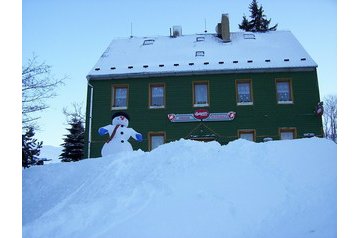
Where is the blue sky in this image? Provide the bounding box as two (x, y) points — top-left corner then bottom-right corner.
(22, 0), (337, 146)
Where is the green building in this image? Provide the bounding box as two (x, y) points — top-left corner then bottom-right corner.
(85, 18), (323, 158)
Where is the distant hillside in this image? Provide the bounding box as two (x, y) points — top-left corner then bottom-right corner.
(39, 145), (62, 164)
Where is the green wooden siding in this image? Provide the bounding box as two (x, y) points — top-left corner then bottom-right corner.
(84, 69), (322, 158)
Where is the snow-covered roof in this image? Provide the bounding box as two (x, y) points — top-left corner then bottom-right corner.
(87, 30), (317, 80)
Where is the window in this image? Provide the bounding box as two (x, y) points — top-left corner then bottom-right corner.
(143, 39), (155, 45)
(149, 84), (165, 108)
(112, 85), (128, 109)
(148, 132), (165, 151)
(193, 81), (209, 107)
(276, 79), (293, 103)
(279, 128), (296, 140)
(236, 80), (253, 105)
(195, 51), (205, 57)
(238, 130), (256, 141)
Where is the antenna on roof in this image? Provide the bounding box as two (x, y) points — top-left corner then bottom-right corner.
(130, 22), (133, 38)
(204, 19), (207, 33)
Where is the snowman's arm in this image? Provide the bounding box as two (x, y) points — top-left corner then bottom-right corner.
(98, 125), (112, 136)
(129, 128), (143, 142)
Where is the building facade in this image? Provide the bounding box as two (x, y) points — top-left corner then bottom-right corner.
(84, 21), (323, 158)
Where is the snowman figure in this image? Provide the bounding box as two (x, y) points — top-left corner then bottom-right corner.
(98, 112), (143, 157)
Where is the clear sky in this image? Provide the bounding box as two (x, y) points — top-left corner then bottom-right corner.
(22, 0), (337, 146)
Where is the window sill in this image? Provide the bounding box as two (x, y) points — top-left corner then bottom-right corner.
(194, 103), (209, 107)
(237, 102), (253, 106)
(149, 105), (165, 109)
(112, 106), (127, 110)
(277, 101), (293, 104)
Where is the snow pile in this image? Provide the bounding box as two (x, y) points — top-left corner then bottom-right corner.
(23, 138), (336, 238)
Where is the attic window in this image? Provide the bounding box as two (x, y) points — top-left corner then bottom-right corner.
(95, 68), (100, 71)
(243, 33), (256, 39)
(196, 36), (205, 42)
(143, 39), (155, 45)
(233, 60), (239, 64)
(195, 51), (205, 57)
(284, 59), (290, 62)
(301, 58), (307, 61)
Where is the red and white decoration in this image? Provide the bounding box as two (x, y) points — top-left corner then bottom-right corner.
(168, 110), (236, 123)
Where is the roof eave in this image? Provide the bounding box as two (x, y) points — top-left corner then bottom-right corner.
(86, 66), (317, 81)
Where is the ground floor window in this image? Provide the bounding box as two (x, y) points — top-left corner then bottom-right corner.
(148, 132), (166, 151)
(279, 128), (296, 140)
(238, 129), (256, 141)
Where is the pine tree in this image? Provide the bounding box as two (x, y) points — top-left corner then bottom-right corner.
(239, 0), (278, 32)
(59, 104), (85, 162)
(22, 127), (43, 168)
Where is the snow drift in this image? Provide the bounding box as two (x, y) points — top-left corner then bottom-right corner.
(23, 138), (336, 238)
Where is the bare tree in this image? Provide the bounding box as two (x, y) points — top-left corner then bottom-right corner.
(22, 55), (65, 130)
(323, 95), (337, 143)
(62, 102), (85, 123)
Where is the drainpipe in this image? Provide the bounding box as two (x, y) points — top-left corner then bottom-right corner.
(87, 82), (94, 158)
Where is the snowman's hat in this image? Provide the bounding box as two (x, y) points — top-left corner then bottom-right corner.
(112, 111), (130, 121)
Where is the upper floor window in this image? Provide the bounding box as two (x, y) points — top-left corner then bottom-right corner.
(236, 80), (253, 105)
(149, 83), (165, 108)
(193, 81), (209, 107)
(113, 85), (128, 109)
(276, 79), (293, 103)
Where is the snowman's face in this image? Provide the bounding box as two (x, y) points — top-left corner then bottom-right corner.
(112, 116), (129, 127)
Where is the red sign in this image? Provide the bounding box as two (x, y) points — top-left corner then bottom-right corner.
(193, 109), (210, 120)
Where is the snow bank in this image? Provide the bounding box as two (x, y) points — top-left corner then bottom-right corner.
(23, 138), (336, 238)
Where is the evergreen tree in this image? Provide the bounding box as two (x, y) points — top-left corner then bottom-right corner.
(239, 0), (278, 32)
(59, 105), (85, 162)
(22, 127), (43, 168)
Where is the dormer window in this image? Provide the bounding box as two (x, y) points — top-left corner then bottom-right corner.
(195, 51), (205, 57)
(243, 33), (256, 39)
(196, 36), (205, 42)
(143, 39), (155, 45)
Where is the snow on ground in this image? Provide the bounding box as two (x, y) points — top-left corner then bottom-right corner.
(22, 138), (336, 238)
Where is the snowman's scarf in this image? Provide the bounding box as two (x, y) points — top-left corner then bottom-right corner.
(106, 124), (120, 143)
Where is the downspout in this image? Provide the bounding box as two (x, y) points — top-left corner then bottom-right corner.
(87, 81), (94, 158)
